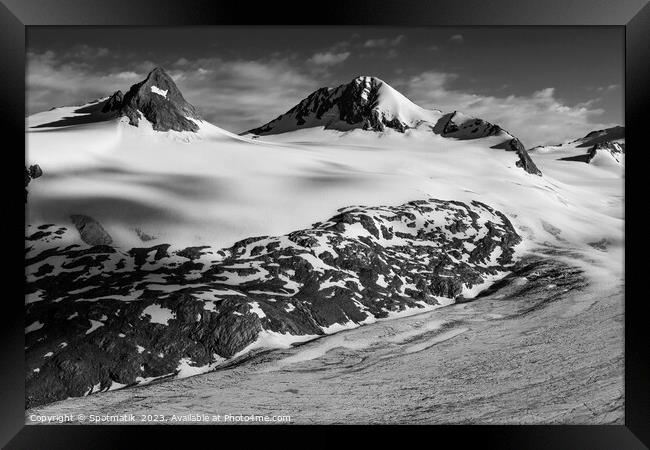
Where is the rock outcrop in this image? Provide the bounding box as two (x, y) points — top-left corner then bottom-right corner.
(31, 67), (201, 132)
(434, 111), (542, 176)
(246, 76), (438, 135)
(25, 164), (43, 202)
(119, 67), (200, 132)
(70, 215), (113, 246)
(25, 198), (522, 408)
(491, 138), (543, 176)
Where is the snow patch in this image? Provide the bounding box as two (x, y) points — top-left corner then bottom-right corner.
(150, 86), (168, 98)
(141, 304), (175, 325)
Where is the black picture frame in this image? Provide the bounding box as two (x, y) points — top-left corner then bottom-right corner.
(2, 0), (648, 447)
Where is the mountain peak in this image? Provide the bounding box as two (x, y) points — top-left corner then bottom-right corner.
(119, 66), (201, 132)
(246, 75), (440, 135)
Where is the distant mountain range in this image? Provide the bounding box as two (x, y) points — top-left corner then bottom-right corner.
(530, 126), (624, 165)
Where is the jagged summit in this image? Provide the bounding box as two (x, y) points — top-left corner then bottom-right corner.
(31, 67), (202, 133)
(119, 66), (200, 132)
(571, 125), (625, 148)
(245, 77), (541, 175)
(246, 75), (443, 135)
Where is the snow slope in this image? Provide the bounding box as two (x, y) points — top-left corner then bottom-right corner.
(27, 109), (622, 256)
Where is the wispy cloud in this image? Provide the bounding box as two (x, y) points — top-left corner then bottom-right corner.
(449, 34), (464, 44)
(363, 35), (405, 48)
(597, 84), (620, 92)
(396, 70), (614, 146)
(308, 51), (350, 66)
(26, 49), (321, 132)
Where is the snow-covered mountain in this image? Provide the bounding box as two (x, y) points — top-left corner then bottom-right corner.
(244, 76), (541, 175)
(529, 126), (625, 167)
(246, 76), (443, 135)
(24, 68), (623, 409)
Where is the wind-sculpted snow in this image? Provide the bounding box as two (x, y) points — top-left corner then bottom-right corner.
(25, 198), (521, 408)
(246, 76), (442, 136)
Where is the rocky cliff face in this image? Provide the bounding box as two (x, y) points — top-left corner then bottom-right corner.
(30, 68), (201, 132)
(25, 198), (522, 408)
(491, 138), (543, 176)
(435, 111), (542, 176)
(118, 67), (201, 132)
(247, 76), (419, 135)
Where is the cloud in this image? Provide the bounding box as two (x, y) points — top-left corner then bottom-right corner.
(397, 70), (614, 146)
(26, 50), (149, 112)
(596, 84), (620, 92)
(160, 57), (320, 132)
(449, 34), (464, 44)
(307, 51), (350, 66)
(363, 35), (405, 48)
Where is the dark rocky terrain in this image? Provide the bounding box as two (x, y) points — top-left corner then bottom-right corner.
(24, 164), (43, 202)
(435, 112), (542, 176)
(572, 126), (625, 148)
(119, 67), (200, 132)
(26, 248), (624, 425)
(25, 198), (523, 408)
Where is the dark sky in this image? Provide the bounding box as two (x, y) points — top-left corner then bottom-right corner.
(27, 26), (623, 146)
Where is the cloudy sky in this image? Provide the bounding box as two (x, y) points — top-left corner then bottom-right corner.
(27, 27), (623, 146)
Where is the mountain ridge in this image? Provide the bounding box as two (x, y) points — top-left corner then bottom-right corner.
(245, 76), (542, 175)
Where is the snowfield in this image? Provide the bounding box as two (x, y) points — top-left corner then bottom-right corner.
(26, 112), (622, 258)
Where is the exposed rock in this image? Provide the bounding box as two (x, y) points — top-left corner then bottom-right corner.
(491, 138), (543, 176)
(30, 68), (201, 132)
(70, 215), (113, 246)
(572, 126), (625, 148)
(135, 227), (157, 242)
(25, 198), (523, 408)
(432, 112), (542, 176)
(101, 90), (124, 113)
(120, 67), (200, 132)
(587, 141), (624, 163)
(25, 164), (43, 202)
(247, 76), (419, 135)
(29, 164), (43, 179)
(433, 111), (503, 139)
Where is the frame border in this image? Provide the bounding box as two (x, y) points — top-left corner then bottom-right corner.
(2, 0), (648, 447)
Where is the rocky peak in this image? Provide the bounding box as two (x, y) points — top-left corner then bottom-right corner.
(434, 111), (504, 138)
(119, 67), (201, 132)
(101, 90), (123, 113)
(247, 75), (426, 135)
